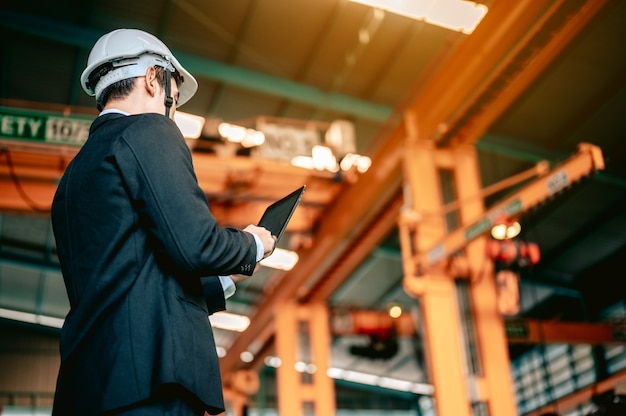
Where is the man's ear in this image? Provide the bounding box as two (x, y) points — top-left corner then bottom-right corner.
(144, 66), (158, 97)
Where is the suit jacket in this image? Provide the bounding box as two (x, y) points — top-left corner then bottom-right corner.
(51, 112), (258, 415)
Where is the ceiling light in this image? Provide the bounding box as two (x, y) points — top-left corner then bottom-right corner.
(349, 0), (488, 34)
(218, 122), (265, 147)
(412, 383), (435, 395)
(294, 361), (307, 372)
(264, 356), (282, 368)
(240, 351), (254, 363)
(209, 311), (250, 332)
(312, 145), (339, 172)
(378, 376), (413, 392)
(326, 367), (434, 394)
(340, 369), (380, 385)
(174, 111), (205, 139)
(241, 129), (265, 148)
(0, 307), (64, 329)
(340, 153), (372, 173)
(218, 122), (247, 142)
(355, 155), (372, 173)
(291, 150), (371, 174)
(388, 304), (402, 319)
(291, 155), (314, 170)
(490, 220), (521, 240)
(259, 248), (299, 271)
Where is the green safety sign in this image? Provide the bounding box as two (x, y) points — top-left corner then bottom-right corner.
(0, 107), (93, 146)
(505, 320), (529, 340)
(464, 199), (523, 241)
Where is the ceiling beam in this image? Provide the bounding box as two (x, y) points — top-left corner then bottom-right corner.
(177, 52), (391, 122)
(477, 134), (562, 163)
(403, 0), (610, 147)
(0, 141), (345, 231)
(0, 8), (391, 123)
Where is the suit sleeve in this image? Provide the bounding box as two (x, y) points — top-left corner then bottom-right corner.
(201, 276), (227, 314)
(114, 114), (258, 277)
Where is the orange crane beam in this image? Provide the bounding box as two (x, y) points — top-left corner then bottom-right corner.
(506, 319), (626, 345)
(403, 142), (605, 277)
(329, 311), (626, 346)
(0, 139), (341, 232)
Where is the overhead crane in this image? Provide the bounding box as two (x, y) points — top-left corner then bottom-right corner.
(218, 1), (613, 415)
(397, 140), (604, 416)
(399, 143), (604, 277)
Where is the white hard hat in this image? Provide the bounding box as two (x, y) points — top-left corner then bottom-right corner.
(80, 29), (198, 107)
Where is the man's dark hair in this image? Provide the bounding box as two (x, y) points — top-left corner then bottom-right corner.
(94, 65), (183, 111)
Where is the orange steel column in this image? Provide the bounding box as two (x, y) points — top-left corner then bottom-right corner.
(274, 301), (335, 415)
(400, 134), (472, 416)
(222, 388), (247, 416)
(453, 145), (517, 415)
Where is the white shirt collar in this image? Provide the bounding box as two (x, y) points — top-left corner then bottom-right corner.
(99, 108), (130, 116)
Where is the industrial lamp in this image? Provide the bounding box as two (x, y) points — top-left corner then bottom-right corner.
(490, 220), (521, 240)
(486, 218), (541, 316)
(487, 219), (540, 266)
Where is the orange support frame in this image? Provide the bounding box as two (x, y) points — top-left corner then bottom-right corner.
(398, 140), (605, 415)
(454, 145), (518, 413)
(399, 135), (518, 415)
(399, 139), (471, 416)
(274, 301), (335, 415)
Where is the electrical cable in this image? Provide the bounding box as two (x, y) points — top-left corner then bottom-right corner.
(0, 147), (51, 213)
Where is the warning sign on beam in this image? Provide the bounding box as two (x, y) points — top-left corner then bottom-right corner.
(252, 123), (320, 163)
(0, 107), (92, 146)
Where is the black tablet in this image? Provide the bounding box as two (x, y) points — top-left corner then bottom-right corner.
(258, 185), (306, 253)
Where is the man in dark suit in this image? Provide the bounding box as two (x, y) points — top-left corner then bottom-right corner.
(51, 28), (276, 416)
